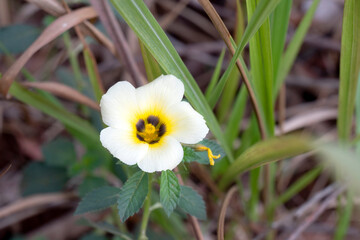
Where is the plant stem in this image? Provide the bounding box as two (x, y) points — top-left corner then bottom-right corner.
(138, 173), (153, 240)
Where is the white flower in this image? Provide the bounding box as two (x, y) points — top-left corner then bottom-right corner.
(100, 74), (209, 172)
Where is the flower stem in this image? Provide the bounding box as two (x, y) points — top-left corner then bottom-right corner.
(138, 173), (153, 240)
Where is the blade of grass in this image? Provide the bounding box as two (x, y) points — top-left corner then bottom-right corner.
(0, 7), (98, 96)
(110, 0), (234, 162)
(9, 82), (100, 146)
(246, 0), (274, 136)
(275, 0), (321, 94)
(337, 0), (360, 140)
(219, 135), (312, 190)
(224, 85), (248, 147)
(139, 41), (163, 81)
(270, 0), (292, 80)
(83, 48), (104, 102)
(335, 1), (360, 238)
(216, 0), (244, 123)
(205, 48), (225, 100)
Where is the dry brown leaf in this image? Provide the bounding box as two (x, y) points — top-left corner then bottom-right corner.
(26, 0), (117, 56)
(22, 82), (100, 111)
(0, 7), (97, 96)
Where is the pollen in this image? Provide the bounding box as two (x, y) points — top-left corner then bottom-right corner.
(195, 145), (220, 166)
(136, 115), (166, 144)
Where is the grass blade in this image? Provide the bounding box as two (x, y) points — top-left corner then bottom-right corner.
(275, 0), (321, 94)
(270, 0), (292, 79)
(10, 82), (99, 146)
(205, 48), (225, 100)
(337, 0), (360, 140)
(219, 135), (312, 189)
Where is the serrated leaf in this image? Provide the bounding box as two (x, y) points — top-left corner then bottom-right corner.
(178, 186), (206, 220)
(42, 137), (76, 167)
(117, 171), (148, 222)
(160, 170), (180, 216)
(21, 162), (68, 196)
(75, 186), (120, 215)
(182, 146), (199, 163)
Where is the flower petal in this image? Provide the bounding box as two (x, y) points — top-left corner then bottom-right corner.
(136, 75), (184, 113)
(137, 136), (183, 172)
(167, 101), (209, 144)
(100, 127), (148, 165)
(100, 81), (137, 129)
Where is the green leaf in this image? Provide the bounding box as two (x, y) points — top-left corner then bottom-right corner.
(275, 0), (321, 94)
(84, 48), (103, 102)
(160, 170), (180, 216)
(182, 146), (199, 163)
(21, 162), (68, 196)
(0, 24), (41, 54)
(205, 48), (225, 100)
(117, 171), (148, 222)
(42, 137), (76, 167)
(247, 0), (274, 136)
(270, 0), (292, 80)
(75, 186), (120, 215)
(78, 176), (108, 197)
(178, 186), (206, 220)
(139, 41), (163, 81)
(219, 135), (312, 189)
(337, 0), (360, 140)
(110, 0), (234, 162)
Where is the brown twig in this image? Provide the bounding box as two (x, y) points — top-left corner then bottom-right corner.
(175, 167), (204, 240)
(217, 186), (237, 240)
(287, 186), (345, 240)
(90, 0), (147, 87)
(0, 192), (76, 220)
(196, 0), (266, 140)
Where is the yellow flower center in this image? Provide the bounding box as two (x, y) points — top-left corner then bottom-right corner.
(136, 115), (166, 144)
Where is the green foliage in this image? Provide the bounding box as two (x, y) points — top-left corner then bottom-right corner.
(160, 170), (180, 216)
(247, 0), (274, 136)
(75, 186), (120, 215)
(117, 171), (148, 222)
(219, 135), (312, 189)
(21, 162), (68, 196)
(337, 0), (360, 140)
(178, 186), (206, 220)
(275, 0), (320, 94)
(42, 137), (76, 167)
(0, 24), (40, 54)
(78, 176), (108, 197)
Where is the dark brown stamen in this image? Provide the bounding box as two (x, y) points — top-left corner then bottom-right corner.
(147, 115), (159, 127)
(149, 140), (159, 144)
(136, 119), (145, 132)
(136, 134), (144, 141)
(158, 124), (166, 137)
